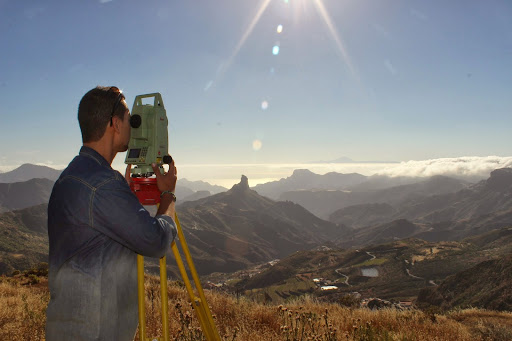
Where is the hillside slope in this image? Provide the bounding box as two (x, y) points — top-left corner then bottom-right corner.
(0, 204), (48, 275)
(0, 178), (54, 211)
(235, 227), (512, 305)
(417, 253), (512, 311)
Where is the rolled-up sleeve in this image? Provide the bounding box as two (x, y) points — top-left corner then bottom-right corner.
(92, 176), (177, 258)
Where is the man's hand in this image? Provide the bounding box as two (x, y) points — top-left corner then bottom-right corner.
(151, 161), (177, 193)
(153, 160), (177, 219)
(125, 164), (132, 184)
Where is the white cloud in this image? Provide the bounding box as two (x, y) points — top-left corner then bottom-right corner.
(375, 156), (512, 179)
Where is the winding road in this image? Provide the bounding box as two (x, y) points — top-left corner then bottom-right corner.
(334, 251), (378, 286)
(403, 260), (438, 286)
(335, 268), (350, 286)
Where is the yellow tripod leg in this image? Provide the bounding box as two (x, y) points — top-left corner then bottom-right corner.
(172, 212), (221, 341)
(137, 211), (221, 341)
(159, 256), (169, 341)
(137, 254), (147, 340)
(137, 255), (170, 341)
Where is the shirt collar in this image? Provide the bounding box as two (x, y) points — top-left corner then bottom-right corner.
(79, 146), (112, 168)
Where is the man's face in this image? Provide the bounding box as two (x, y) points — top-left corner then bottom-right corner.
(118, 103), (131, 152)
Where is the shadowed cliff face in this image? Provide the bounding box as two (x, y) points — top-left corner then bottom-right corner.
(485, 168), (512, 192)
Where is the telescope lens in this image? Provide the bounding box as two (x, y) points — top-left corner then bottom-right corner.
(130, 114), (142, 128)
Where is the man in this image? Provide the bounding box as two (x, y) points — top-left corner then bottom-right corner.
(46, 86), (177, 340)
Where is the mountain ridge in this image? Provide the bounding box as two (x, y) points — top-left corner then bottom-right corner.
(0, 164), (62, 183)
(0, 178), (54, 211)
(172, 175), (349, 274)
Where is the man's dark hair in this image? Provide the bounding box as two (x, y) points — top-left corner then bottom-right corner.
(78, 86), (127, 143)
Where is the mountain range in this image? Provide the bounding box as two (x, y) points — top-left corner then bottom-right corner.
(328, 169), (512, 247)
(278, 174), (469, 220)
(173, 175), (348, 275)
(1, 163), (512, 311)
(0, 164), (227, 208)
(0, 174), (349, 276)
(252, 169), (368, 200)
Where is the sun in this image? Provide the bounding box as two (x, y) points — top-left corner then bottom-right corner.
(214, 0), (359, 85)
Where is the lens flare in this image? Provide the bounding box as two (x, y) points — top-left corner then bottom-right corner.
(277, 24), (283, 33)
(261, 100), (269, 110)
(313, 0), (359, 83)
(272, 45), (280, 55)
(252, 139), (262, 151)
(213, 0), (272, 84)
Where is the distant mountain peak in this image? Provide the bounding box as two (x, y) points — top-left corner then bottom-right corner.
(332, 156), (355, 163)
(291, 169), (315, 176)
(0, 163), (62, 183)
(230, 174), (250, 193)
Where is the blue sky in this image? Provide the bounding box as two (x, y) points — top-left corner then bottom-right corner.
(0, 0), (511, 185)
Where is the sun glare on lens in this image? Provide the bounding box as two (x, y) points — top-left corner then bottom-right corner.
(261, 100), (269, 110)
(252, 139), (262, 151)
(277, 24), (283, 33)
(272, 45), (280, 55)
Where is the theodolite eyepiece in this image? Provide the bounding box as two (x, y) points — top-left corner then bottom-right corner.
(130, 114), (142, 128)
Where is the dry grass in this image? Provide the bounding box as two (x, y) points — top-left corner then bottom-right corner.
(0, 276), (48, 341)
(448, 308), (512, 341)
(1, 274), (512, 340)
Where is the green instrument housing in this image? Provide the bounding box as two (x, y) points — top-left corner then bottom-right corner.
(125, 93), (170, 175)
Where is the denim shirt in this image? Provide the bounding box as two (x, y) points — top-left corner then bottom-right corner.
(46, 146), (176, 341)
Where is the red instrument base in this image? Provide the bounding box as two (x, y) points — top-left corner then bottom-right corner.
(130, 177), (160, 205)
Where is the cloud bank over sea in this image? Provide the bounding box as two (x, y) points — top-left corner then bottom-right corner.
(374, 156), (512, 180)
(2, 156), (510, 189)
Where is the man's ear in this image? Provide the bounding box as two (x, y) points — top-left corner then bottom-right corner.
(112, 116), (121, 133)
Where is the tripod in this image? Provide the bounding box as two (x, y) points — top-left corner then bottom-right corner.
(136, 211), (221, 341)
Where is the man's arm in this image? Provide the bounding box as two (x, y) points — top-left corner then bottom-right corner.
(92, 161), (178, 258)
